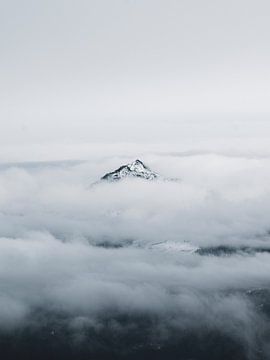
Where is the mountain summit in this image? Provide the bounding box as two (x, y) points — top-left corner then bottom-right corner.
(101, 159), (159, 181)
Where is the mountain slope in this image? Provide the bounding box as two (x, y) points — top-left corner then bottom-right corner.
(101, 159), (160, 181)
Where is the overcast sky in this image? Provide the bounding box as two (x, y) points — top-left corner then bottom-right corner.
(1, 0), (270, 145)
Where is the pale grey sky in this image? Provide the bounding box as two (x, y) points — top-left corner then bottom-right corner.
(1, 0), (270, 144)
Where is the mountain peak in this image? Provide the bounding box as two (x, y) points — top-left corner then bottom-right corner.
(101, 159), (159, 181)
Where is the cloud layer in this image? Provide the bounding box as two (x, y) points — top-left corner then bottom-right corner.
(0, 151), (270, 358)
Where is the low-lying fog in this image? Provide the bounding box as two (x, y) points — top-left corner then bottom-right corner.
(0, 149), (270, 359)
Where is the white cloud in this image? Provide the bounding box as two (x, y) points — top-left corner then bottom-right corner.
(0, 149), (269, 357)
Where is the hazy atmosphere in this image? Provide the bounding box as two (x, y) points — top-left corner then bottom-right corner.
(1, 0), (270, 145)
(1, 1), (270, 359)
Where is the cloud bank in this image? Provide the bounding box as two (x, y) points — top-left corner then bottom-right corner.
(0, 151), (270, 359)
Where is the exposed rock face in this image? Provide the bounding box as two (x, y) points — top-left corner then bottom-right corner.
(101, 159), (160, 181)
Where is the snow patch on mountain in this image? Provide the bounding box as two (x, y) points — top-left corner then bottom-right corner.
(100, 159), (179, 182)
(149, 241), (199, 253)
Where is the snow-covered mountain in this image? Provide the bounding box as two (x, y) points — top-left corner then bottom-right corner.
(101, 159), (160, 181)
